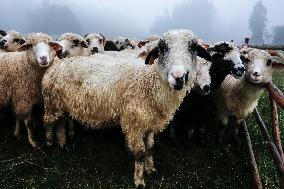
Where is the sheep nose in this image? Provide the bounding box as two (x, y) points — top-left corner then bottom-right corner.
(174, 72), (188, 90)
(0, 39), (7, 48)
(253, 71), (260, 77)
(232, 66), (245, 78)
(40, 56), (48, 65)
(91, 47), (99, 54)
(203, 85), (210, 94)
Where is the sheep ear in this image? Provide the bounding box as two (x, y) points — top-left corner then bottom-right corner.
(145, 47), (159, 65)
(272, 61), (284, 70)
(240, 55), (250, 63)
(49, 42), (62, 52)
(0, 30), (7, 36)
(18, 43), (32, 52)
(80, 41), (88, 48)
(192, 43), (212, 62)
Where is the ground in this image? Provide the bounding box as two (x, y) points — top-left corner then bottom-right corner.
(0, 55), (283, 189)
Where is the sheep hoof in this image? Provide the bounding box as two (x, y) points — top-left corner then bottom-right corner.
(134, 183), (145, 189)
(145, 167), (157, 176)
(13, 134), (22, 141)
(30, 141), (39, 149)
(46, 141), (54, 147)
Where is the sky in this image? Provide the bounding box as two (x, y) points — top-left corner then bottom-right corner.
(0, 0), (283, 43)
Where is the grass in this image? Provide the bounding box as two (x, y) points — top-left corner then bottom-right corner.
(0, 56), (283, 188)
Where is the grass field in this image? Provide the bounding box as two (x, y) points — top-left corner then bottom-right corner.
(0, 56), (283, 189)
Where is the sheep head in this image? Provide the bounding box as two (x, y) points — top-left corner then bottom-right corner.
(18, 33), (62, 68)
(145, 29), (212, 91)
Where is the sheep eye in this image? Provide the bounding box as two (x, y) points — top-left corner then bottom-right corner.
(73, 39), (79, 47)
(267, 59), (272, 66)
(13, 39), (20, 43)
(86, 39), (90, 45)
(99, 39), (103, 44)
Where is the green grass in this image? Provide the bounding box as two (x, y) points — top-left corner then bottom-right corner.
(0, 58), (283, 188)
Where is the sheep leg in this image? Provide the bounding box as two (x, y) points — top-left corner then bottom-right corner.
(231, 118), (243, 148)
(24, 115), (38, 148)
(67, 119), (75, 141)
(125, 132), (146, 189)
(56, 118), (67, 149)
(144, 131), (157, 175)
(45, 124), (54, 147)
(13, 119), (21, 140)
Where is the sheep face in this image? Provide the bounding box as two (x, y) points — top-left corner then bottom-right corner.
(0, 30), (25, 52)
(85, 33), (105, 54)
(242, 49), (273, 84)
(58, 38), (87, 59)
(210, 42), (245, 79)
(146, 30), (211, 90)
(19, 40), (62, 68)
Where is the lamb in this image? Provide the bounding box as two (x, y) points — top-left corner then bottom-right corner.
(42, 29), (212, 188)
(0, 32), (61, 147)
(169, 42), (245, 145)
(84, 33), (106, 55)
(216, 47), (284, 145)
(0, 30), (25, 54)
(57, 33), (88, 59)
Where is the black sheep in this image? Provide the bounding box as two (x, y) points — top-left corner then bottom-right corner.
(169, 42), (245, 146)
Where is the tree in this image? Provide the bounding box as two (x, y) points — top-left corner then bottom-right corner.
(249, 0), (267, 44)
(272, 26), (284, 44)
(150, 0), (216, 41)
(27, 2), (82, 36)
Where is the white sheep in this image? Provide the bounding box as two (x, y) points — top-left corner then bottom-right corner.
(42, 29), (212, 188)
(57, 33), (88, 58)
(0, 30), (25, 54)
(0, 32), (62, 147)
(84, 33), (106, 55)
(216, 47), (284, 144)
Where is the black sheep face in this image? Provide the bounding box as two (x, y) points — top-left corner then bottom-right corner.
(210, 42), (245, 79)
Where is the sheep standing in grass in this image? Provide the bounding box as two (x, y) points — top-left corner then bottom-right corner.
(42, 29), (212, 188)
(216, 48), (284, 145)
(0, 30), (25, 54)
(0, 33), (61, 147)
(84, 33), (106, 55)
(57, 33), (88, 59)
(169, 42), (245, 145)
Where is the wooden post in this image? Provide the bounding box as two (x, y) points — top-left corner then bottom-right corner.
(269, 95), (284, 161)
(242, 121), (263, 189)
(253, 108), (284, 188)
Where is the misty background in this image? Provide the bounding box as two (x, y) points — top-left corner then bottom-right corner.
(0, 0), (283, 44)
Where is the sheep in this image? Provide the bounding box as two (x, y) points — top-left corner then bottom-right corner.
(84, 33), (106, 55)
(169, 42), (245, 146)
(0, 30), (25, 54)
(42, 29), (212, 188)
(57, 33), (88, 59)
(0, 32), (62, 147)
(104, 40), (119, 51)
(215, 47), (284, 145)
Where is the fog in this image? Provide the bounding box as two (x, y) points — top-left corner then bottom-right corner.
(0, 0), (283, 43)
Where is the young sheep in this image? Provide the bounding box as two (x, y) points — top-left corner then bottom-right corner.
(216, 48), (284, 145)
(84, 33), (106, 55)
(0, 30), (25, 54)
(42, 29), (212, 188)
(169, 42), (245, 145)
(0, 33), (61, 147)
(57, 33), (88, 59)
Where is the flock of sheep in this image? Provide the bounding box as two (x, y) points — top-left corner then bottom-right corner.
(0, 29), (284, 188)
